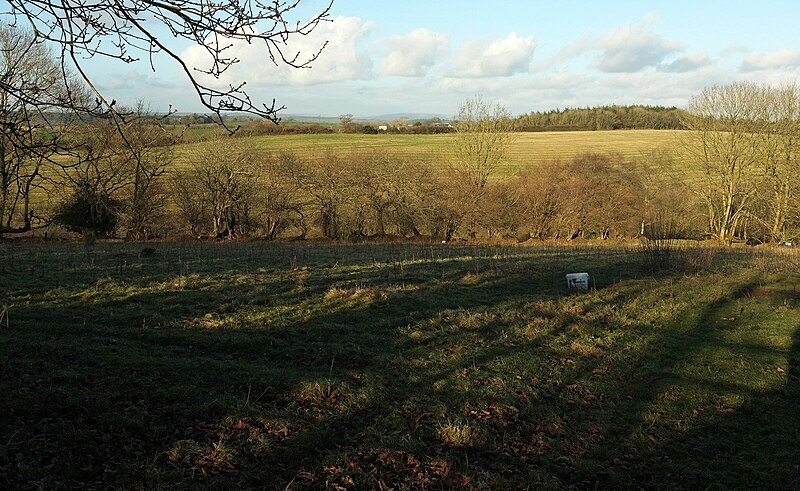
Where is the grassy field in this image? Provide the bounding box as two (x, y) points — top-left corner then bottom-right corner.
(29, 129), (683, 213)
(2, 240), (799, 488)
(176, 129), (684, 176)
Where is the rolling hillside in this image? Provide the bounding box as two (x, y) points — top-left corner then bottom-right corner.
(175, 129), (685, 176)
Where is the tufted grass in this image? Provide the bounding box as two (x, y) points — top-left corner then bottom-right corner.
(1, 240), (799, 488)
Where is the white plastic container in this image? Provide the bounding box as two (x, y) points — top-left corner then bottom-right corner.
(566, 272), (590, 291)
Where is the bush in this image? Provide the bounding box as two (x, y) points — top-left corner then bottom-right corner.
(55, 181), (121, 237)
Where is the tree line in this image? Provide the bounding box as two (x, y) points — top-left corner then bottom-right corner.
(237, 105), (687, 137)
(51, 87), (800, 245)
(35, 144), (688, 244)
(516, 105), (686, 131)
(165, 105), (688, 141)
(159, 147), (693, 243)
(4, 91), (800, 245)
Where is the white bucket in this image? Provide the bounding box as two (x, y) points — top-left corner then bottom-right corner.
(566, 272), (590, 291)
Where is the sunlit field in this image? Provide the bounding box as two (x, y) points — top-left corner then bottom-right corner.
(174, 129), (684, 176)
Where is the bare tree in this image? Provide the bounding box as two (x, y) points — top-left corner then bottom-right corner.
(451, 97), (515, 195)
(3, 1), (332, 126)
(170, 173), (208, 238)
(756, 83), (800, 243)
(120, 103), (173, 240)
(302, 150), (356, 239)
(571, 153), (642, 240)
(54, 122), (139, 240)
(633, 149), (702, 239)
(477, 180), (522, 239)
(259, 151), (307, 240)
(683, 83), (764, 244)
(47, 103), (174, 240)
(338, 113), (355, 133)
(0, 23), (76, 236)
(444, 96), (515, 240)
(352, 152), (423, 236)
(179, 141), (258, 239)
(514, 163), (565, 240)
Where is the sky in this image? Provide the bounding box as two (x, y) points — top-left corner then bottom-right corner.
(85, 0), (800, 118)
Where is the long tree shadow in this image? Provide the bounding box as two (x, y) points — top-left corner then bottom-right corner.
(4, 242), (793, 489)
(122, 249), (703, 488)
(1, 242), (648, 488)
(611, 287), (800, 489)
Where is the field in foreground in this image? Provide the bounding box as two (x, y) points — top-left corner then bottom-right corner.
(1, 241), (799, 489)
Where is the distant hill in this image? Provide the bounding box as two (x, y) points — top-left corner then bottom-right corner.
(282, 113), (451, 124)
(364, 113), (452, 122)
(280, 114), (341, 124)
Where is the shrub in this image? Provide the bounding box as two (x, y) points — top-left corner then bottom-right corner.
(55, 180), (121, 237)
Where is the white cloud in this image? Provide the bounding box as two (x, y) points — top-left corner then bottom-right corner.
(594, 17), (685, 73)
(180, 16), (374, 87)
(382, 28), (449, 77)
(450, 32), (536, 78)
(658, 52), (712, 73)
(741, 48), (800, 72)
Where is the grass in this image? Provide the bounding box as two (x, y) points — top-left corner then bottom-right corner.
(174, 129), (684, 176)
(1, 240), (799, 488)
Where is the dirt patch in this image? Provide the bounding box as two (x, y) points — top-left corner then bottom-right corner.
(748, 287), (800, 299)
(749, 288), (774, 298)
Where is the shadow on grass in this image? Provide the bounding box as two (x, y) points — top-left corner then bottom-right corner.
(1, 242), (798, 488)
(612, 282), (800, 489)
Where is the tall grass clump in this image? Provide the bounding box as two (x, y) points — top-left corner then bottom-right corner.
(639, 217), (718, 273)
(751, 246), (800, 273)
(640, 217), (684, 272)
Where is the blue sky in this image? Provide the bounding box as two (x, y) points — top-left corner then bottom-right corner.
(86, 0), (800, 117)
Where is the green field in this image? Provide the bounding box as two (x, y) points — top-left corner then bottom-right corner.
(2, 241), (799, 488)
(176, 129), (684, 176)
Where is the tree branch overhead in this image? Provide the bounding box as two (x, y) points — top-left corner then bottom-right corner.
(3, 0), (333, 125)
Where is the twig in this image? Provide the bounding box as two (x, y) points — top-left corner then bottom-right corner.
(6, 427), (21, 445)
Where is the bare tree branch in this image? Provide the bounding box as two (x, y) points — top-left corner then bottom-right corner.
(2, 0), (332, 130)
